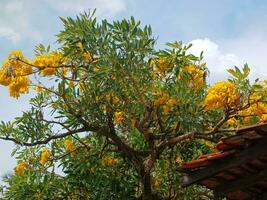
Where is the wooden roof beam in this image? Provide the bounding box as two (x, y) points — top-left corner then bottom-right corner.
(214, 168), (267, 196)
(181, 136), (267, 187)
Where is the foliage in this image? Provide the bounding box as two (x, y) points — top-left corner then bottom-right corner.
(0, 10), (266, 200)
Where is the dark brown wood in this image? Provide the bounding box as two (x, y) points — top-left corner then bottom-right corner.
(235, 122), (267, 133)
(181, 136), (267, 187)
(215, 168), (267, 196)
(260, 192), (267, 200)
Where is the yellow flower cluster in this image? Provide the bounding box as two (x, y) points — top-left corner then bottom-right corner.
(64, 139), (76, 153)
(114, 111), (123, 124)
(15, 161), (29, 175)
(153, 57), (173, 76)
(102, 156), (118, 166)
(153, 179), (161, 189)
(0, 50), (69, 98)
(204, 140), (215, 148)
(154, 90), (176, 114)
(175, 156), (183, 165)
(239, 102), (267, 124)
(34, 192), (42, 200)
(249, 93), (263, 103)
(40, 148), (51, 165)
(204, 81), (240, 110)
(154, 91), (169, 106)
(183, 64), (204, 90)
(32, 52), (65, 76)
(9, 76), (30, 98)
(0, 50), (32, 98)
(163, 98), (176, 114)
(83, 52), (93, 62)
(105, 93), (120, 105)
(226, 92), (267, 126)
(227, 118), (238, 127)
(76, 42), (94, 62)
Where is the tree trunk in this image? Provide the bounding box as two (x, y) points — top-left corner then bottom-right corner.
(141, 172), (153, 200)
(139, 169), (163, 200)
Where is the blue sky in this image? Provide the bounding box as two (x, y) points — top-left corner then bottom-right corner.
(1, 0), (267, 177)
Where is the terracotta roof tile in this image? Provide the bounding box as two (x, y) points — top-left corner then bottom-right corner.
(182, 151), (234, 170)
(181, 123), (267, 199)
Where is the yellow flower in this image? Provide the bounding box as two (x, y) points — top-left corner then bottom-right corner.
(249, 93), (262, 103)
(261, 114), (267, 122)
(34, 192), (42, 200)
(102, 156), (118, 166)
(204, 81), (240, 110)
(105, 93), (120, 105)
(153, 179), (161, 189)
(154, 91), (169, 106)
(92, 66), (100, 72)
(40, 148), (51, 165)
(152, 57), (173, 76)
(227, 118), (237, 127)
(64, 139), (76, 153)
(175, 156), (183, 165)
(0, 50), (32, 98)
(32, 52), (65, 76)
(76, 42), (84, 51)
(239, 100), (267, 124)
(95, 95), (100, 103)
(90, 167), (96, 173)
(243, 116), (251, 125)
(114, 111), (123, 124)
(163, 98), (176, 114)
(101, 104), (107, 113)
(8, 76), (30, 98)
(0, 61), (12, 86)
(204, 140), (215, 148)
(83, 52), (93, 62)
(183, 64), (205, 91)
(15, 162), (28, 175)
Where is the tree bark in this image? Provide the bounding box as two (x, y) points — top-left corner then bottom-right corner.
(139, 168), (163, 200)
(141, 172), (153, 200)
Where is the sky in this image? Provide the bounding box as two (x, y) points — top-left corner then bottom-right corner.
(1, 0), (267, 178)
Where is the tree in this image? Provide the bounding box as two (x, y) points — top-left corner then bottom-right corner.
(0, 11), (266, 200)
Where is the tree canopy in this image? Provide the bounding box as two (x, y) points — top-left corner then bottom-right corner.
(0, 11), (266, 200)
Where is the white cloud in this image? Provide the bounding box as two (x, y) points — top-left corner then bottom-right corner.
(0, 27), (21, 43)
(0, 0), (42, 43)
(220, 33), (267, 82)
(187, 38), (242, 83)
(45, 0), (126, 17)
(0, 0), (126, 43)
(187, 36), (267, 84)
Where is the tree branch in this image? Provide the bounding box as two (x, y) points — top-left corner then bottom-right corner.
(0, 127), (88, 146)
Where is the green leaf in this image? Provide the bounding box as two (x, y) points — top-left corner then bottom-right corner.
(243, 63), (250, 78)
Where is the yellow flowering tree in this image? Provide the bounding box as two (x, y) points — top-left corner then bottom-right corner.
(0, 11), (267, 200)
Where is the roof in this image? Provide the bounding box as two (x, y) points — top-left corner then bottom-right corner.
(181, 122), (267, 200)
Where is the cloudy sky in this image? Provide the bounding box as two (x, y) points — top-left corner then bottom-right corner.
(0, 0), (267, 178)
